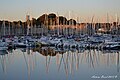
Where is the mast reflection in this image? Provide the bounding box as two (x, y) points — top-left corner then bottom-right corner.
(0, 50), (8, 79)
(117, 52), (119, 72)
(31, 47), (120, 76)
(1, 47), (119, 80)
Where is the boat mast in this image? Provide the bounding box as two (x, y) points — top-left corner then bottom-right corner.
(34, 24), (37, 36)
(57, 13), (59, 36)
(64, 13), (67, 36)
(2, 20), (6, 36)
(18, 21), (21, 36)
(45, 14), (48, 36)
(26, 15), (30, 36)
(44, 14), (46, 36)
(91, 15), (94, 35)
(106, 13), (109, 34)
(31, 19), (33, 36)
(76, 16), (79, 36)
(12, 22), (14, 36)
(72, 15), (74, 36)
(115, 14), (118, 35)
(9, 22), (10, 36)
(27, 23), (30, 36)
(68, 11), (71, 36)
(63, 17), (65, 36)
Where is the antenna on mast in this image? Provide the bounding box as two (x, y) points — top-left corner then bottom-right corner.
(107, 13), (109, 23)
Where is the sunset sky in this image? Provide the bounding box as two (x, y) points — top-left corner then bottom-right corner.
(0, 0), (120, 22)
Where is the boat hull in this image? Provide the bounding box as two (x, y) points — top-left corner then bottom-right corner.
(0, 47), (8, 51)
(103, 46), (120, 50)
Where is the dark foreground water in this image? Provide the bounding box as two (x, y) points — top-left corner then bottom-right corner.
(0, 47), (120, 80)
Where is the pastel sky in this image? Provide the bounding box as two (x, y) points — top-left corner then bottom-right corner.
(0, 0), (120, 22)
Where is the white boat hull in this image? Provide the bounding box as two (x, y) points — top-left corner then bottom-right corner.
(0, 47), (8, 50)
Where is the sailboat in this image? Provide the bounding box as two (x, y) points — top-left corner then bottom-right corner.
(0, 21), (8, 50)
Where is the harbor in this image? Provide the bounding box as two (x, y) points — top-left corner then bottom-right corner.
(0, 0), (120, 80)
(0, 34), (120, 50)
(0, 28), (120, 80)
(0, 13), (120, 80)
(0, 13), (120, 51)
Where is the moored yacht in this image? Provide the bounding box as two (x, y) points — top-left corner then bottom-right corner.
(102, 41), (120, 50)
(0, 39), (8, 50)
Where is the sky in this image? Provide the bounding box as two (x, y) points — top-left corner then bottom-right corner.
(0, 0), (120, 22)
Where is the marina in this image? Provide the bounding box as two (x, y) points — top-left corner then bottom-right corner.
(0, 34), (120, 51)
(0, 13), (120, 80)
(0, 0), (120, 79)
(0, 12), (120, 51)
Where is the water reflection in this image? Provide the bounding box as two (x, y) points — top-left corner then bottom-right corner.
(0, 51), (8, 75)
(117, 52), (119, 72)
(0, 48), (120, 80)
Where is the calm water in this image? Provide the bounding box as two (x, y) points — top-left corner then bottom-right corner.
(0, 47), (120, 80)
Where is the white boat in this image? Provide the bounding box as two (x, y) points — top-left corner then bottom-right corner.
(68, 39), (78, 48)
(57, 38), (70, 48)
(78, 41), (89, 48)
(57, 39), (78, 48)
(102, 41), (120, 50)
(38, 36), (50, 46)
(0, 46), (8, 51)
(13, 38), (33, 48)
(63, 40), (70, 48)
(0, 39), (8, 50)
(48, 37), (61, 46)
